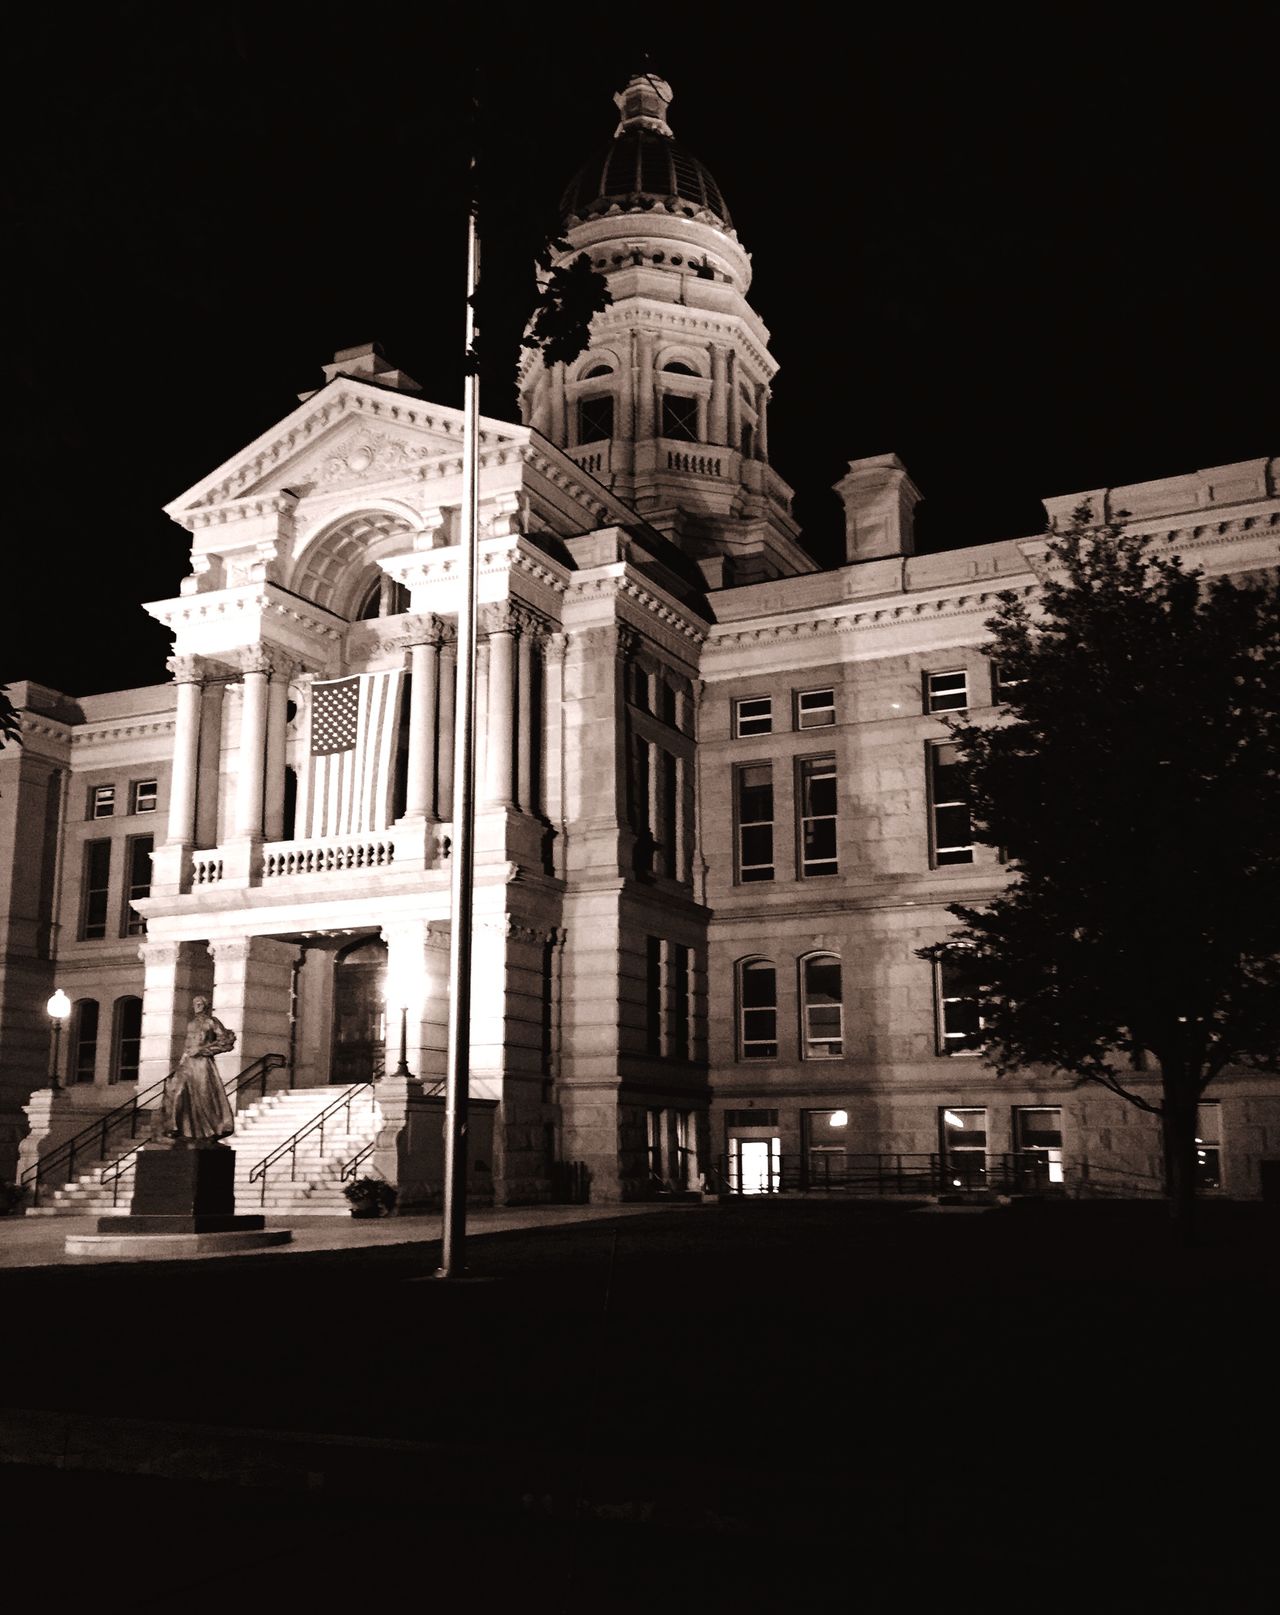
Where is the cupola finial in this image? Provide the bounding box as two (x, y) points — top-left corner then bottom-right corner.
(613, 71), (674, 138)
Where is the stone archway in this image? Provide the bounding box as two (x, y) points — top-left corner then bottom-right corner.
(331, 935), (387, 1085)
(290, 508), (419, 616)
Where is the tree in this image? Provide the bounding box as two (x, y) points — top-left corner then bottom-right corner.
(919, 509), (1280, 1237)
(0, 686), (19, 752)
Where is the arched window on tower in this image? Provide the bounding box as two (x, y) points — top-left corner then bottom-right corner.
(663, 362), (698, 376)
(577, 394), (614, 442)
(740, 421), (754, 459)
(662, 394), (699, 442)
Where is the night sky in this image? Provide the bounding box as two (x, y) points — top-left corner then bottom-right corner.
(7, 4), (1275, 698)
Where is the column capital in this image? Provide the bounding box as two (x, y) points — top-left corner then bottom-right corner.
(397, 612), (446, 649)
(238, 645), (276, 678)
(479, 601), (519, 638)
(138, 940), (184, 968)
(511, 603), (551, 643)
(166, 654), (204, 685)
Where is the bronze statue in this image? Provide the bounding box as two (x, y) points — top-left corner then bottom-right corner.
(157, 995), (237, 1144)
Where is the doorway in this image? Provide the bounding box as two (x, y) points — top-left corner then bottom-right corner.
(729, 1135), (780, 1194)
(331, 936), (387, 1085)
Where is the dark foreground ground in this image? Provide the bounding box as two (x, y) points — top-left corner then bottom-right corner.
(1, 1198), (1276, 1612)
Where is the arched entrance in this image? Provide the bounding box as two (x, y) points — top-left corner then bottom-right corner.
(331, 936), (387, 1084)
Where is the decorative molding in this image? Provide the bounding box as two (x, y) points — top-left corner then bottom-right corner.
(166, 654), (204, 684)
(708, 585), (1041, 651)
(70, 718), (175, 747)
(396, 612), (446, 649)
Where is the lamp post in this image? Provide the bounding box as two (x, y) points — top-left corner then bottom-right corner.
(47, 988), (71, 1090)
(393, 1003), (412, 1080)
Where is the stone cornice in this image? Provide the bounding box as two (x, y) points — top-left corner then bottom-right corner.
(70, 717), (175, 747)
(146, 584), (347, 645)
(18, 714), (73, 744)
(708, 584), (1040, 652)
(174, 492), (299, 534)
(565, 571), (709, 649)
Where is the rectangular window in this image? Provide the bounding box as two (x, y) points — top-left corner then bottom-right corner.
(736, 763), (774, 883)
(796, 687), (835, 729)
(129, 778), (158, 814)
(646, 937), (663, 1056)
(739, 961), (778, 1059)
(111, 998), (143, 1085)
(122, 835), (153, 938)
(577, 394), (614, 442)
(734, 696), (772, 737)
(928, 741), (974, 866)
(80, 840), (112, 940)
(804, 1109), (850, 1187)
(991, 662), (1022, 704)
(798, 756), (838, 877)
(1195, 1102), (1222, 1191)
(89, 785), (115, 819)
(941, 1106), (988, 1187)
(937, 957), (983, 1055)
(669, 942), (691, 1061)
(661, 393), (699, 442)
(73, 1000), (99, 1085)
(925, 670), (968, 713)
(1015, 1106), (1065, 1185)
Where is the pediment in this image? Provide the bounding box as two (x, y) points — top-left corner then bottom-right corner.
(164, 377), (527, 518)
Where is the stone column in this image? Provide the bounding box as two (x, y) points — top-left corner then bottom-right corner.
(137, 940), (211, 1089)
(404, 617), (442, 821)
(756, 382), (770, 460)
(709, 346), (729, 445)
(675, 753), (691, 883)
(727, 353), (741, 450)
(263, 659), (292, 842)
(292, 675), (314, 840)
(516, 615), (536, 814)
(194, 678), (225, 849)
(483, 607), (517, 809)
(166, 657), (203, 847)
(636, 331), (656, 438)
(234, 649), (271, 839)
(438, 638), (456, 817)
(208, 936), (299, 1096)
(549, 362), (567, 445)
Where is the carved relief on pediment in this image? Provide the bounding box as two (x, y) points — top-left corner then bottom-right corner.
(319, 429), (433, 486)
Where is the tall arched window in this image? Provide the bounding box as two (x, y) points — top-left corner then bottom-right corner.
(738, 959), (778, 1059)
(72, 998), (99, 1085)
(111, 996), (142, 1084)
(800, 954), (843, 1058)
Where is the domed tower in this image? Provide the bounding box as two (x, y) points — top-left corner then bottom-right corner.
(518, 72), (814, 586)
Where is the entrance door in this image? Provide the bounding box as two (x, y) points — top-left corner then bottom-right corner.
(731, 1137), (780, 1195)
(331, 938), (387, 1085)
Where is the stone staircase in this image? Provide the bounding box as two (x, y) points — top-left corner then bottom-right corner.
(26, 1086), (381, 1219)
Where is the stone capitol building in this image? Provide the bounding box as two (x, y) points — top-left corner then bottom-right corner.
(3, 73), (1277, 1215)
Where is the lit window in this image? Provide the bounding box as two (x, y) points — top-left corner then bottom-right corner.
(798, 756), (838, 877)
(801, 954), (843, 1057)
(80, 841), (112, 940)
(129, 778), (158, 814)
(1195, 1102), (1222, 1191)
(937, 957), (983, 1055)
(111, 996), (142, 1085)
(734, 697), (772, 737)
(739, 960), (778, 1059)
(928, 741), (974, 866)
(1015, 1107), (1065, 1185)
(940, 1106), (987, 1187)
(90, 785), (115, 819)
(661, 393), (699, 441)
(122, 835), (153, 938)
(577, 394), (614, 441)
(796, 688), (835, 729)
(736, 763), (774, 883)
(72, 999), (100, 1085)
(925, 670), (968, 713)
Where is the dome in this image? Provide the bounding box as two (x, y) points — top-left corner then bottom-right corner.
(560, 73), (732, 230)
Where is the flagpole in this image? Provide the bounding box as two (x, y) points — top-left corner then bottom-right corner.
(437, 158), (481, 1280)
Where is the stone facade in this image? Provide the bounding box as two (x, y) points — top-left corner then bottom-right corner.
(2, 73), (1277, 1202)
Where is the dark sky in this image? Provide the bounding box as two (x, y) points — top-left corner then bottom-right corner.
(6, 3), (1275, 697)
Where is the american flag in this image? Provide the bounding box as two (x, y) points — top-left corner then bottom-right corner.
(305, 670), (403, 838)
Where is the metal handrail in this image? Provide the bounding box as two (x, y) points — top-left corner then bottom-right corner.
(22, 1071), (174, 1204)
(96, 1053), (290, 1209)
(340, 1141), (375, 1182)
(715, 1150), (1071, 1198)
(248, 1082), (378, 1206)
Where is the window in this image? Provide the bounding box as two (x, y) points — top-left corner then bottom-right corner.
(1195, 1102), (1222, 1190)
(940, 1107), (987, 1187)
(670, 942), (691, 1061)
(80, 840), (112, 940)
(577, 394), (614, 442)
(582, 363), (613, 379)
(928, 741), (974, 866)
(798, 756), (838, 877)
(801, 954), (843, 1057)
(991, 662), (1022, 704)
(89, 785), (115, 819)
(936, 956), (983, 1054)
(739, 960), (778, 1059)
(1015, 1107), (1065, 1185)
(661, 393), (699, 441)
(122, 835), (153, 938)
(736, 764), (774, 883)
(129, 779), (158, 814)
(925, 670), (968, 713)
(796, 688), (835, 729)
(111, 996), (143, 1084)
(662, 361), (697, 376)
(646, 937), (662, 1056)
(734, 696), (772, 737)
(804, 1109), (849, 1187)
(740, 421), (754, 458)
(72, 999), (99, 1085)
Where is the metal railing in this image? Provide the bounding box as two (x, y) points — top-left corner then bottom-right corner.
(248, 1082), (378, 1206)
(25, 1053), (288, 1209)
(715, 1151), (1071, 1198)
(340, 1141), (375, 1182)
(97, 1054), (290, 1209)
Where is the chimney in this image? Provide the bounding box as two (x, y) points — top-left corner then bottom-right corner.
(298, 341), (422, 400)
(834, 453), (923, 563)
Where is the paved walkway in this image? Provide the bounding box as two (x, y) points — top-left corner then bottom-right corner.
(0, 1201), (692, 1269)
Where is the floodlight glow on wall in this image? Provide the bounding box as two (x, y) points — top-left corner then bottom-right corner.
(830, 1110), (848, 1127)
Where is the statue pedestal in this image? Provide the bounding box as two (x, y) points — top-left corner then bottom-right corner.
(66, 1142), (292, 1258)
